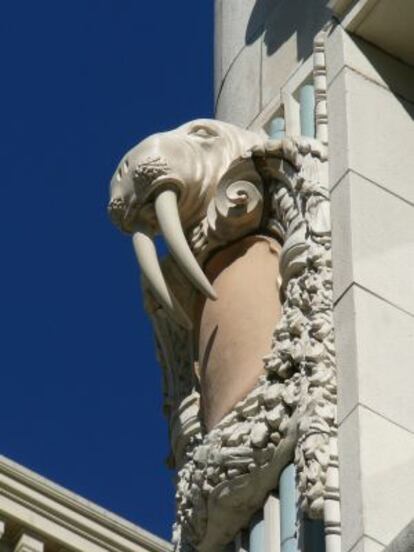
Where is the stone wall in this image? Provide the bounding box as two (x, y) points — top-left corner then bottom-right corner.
(214, 0), (331, 128)
(214, 3), (414, 552)
(326, 25), (414, 552)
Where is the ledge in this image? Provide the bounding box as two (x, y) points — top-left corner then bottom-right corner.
(330, 0), (414, 66)
(0, 455), (172, 552)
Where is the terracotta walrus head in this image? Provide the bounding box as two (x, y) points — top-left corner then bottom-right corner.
(108, 118), (263, 327)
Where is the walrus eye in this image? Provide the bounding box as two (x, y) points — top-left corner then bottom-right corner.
(189, 126), (217, 139)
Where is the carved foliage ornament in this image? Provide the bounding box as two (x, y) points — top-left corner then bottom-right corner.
(108, 119), (336, 551)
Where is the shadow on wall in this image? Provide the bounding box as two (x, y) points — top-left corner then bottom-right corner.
(245, 0), (331, 59)
(352, 34), (414, 119)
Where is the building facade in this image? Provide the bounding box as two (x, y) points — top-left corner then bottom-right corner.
(214, 2), (414, 551)
(107, 1), (414, 551)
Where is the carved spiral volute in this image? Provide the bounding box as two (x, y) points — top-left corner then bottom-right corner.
(206, 157), (264, 243)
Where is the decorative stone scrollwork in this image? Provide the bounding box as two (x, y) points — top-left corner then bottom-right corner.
(206, 157), (264, 245)
(189, 156), (265, 266)
(109, 119), (337, 551)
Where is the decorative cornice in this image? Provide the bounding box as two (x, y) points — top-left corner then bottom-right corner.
(0, 455), (171, 552)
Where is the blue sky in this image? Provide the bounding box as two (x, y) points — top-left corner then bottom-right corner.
(0, 1), (213, 540)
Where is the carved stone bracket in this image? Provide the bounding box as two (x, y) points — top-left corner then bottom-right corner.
(168, 137), (335, 551)
(108, 119), (337, 551)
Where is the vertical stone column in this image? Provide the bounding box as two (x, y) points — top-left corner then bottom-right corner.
(326, 25), (414, 552)
(264, 494), (281, 552)
(279, 464), (297, 552)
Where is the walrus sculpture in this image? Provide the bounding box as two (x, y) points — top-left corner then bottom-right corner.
(108, 119), (337, 551)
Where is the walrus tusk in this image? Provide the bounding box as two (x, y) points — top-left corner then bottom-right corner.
(154, 189), (217, 301)
(132, 228), (192, 329)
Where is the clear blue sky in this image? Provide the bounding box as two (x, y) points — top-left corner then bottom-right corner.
(0, 1), (213, 540)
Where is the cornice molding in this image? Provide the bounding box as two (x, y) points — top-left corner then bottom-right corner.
(0, 456), (171, 552)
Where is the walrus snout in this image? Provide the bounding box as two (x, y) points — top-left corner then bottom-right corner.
(108, 119), (264, 328)
(109, 133), (217, 329)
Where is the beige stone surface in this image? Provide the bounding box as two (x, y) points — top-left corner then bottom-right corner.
(347, 0), (414, 67)
(331, 0), (414, 66)
(214, 0), (271, 96)
(385, 520), (414, 552)
(331, 172), (414, 313)
(215, 0), (330, 124)
(333, 287), (358, 421)
(326, 26), (414, 104)
(215, 39), (261, 127)
(214, 0), (223, 101)
(220, 0), (262, 81)
(347, 536), (385, 552)
(360, 409), (414, 546)
(262, 29), (298, 110)
(328, 68), (414, 203)
(326, 68), (349, 188)
(261, 0), (330, 108)
(198, 236), (282, 431)
(15, 534), (44, 552)
(264, 494), (281, 552)
(328, 20), (414, 552)
(334, 285), (414, 431)
(339, 407), (414, 550)
(330, 171), (352, 301)
(214, 0), (277, 114)
(339, 407), (364, 552)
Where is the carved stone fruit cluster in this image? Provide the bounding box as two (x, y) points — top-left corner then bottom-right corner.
(173, 373), (299, 550)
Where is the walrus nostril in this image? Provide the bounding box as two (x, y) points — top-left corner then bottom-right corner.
(108, 197), (126, 217)
(108, 197), (125, 209)
(107, 197), (126, 224)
